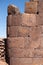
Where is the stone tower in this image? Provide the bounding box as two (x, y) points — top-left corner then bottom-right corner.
(7, 0), (43, 65)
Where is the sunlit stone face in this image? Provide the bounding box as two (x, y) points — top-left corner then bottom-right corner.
(7, 0), (43, 65)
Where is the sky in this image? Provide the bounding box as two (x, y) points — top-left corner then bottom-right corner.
(0, 0), (30, 38)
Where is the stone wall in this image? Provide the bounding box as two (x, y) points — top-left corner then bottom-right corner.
(0, 39), (8, 65)
(0, 38), (5, 61)
(7, 0), (43, 65)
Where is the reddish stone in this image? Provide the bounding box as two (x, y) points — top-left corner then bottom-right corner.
(7, 14), (21, 26)
(36, 14), (43, 25)
(22, 13), (37, 26)
(25, 2), (38, 14)
(8, 5), (20, 15)
(7, 26), (32, 37)
(7, 37), (30, 48)
(32, 58), (43, 65)
(10, 58), (32, 65)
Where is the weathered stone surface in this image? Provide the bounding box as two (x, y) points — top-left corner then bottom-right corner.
(36, 14), (43, 25)
(30, 26), (41, 40)
(7, 13), (37, 26)
(38, 2), (43, 13)
(33, 49), (43, 57)
(25, 2), (38, 14)
(40, 37), (43, 48)
(7, 37), (30, 48)
(7, 0), (43, 65)
(7, 26), (32, 37)
(8, 48), (43, 58)
(7, 26), (41, 38)
(8, 5), (20, 15)
(30, 38), (40, 49)
(10, 58), (43, 65)
(32, 58), (43, 65)
(8, 48), (42, 58)
(41, 26), (43, 33)
(22, 13), (37, 26)
(7, 15), (13, 26)
(7, 14), (21, 26)
(10, 58), (32, 65)
(0, 39), (5, 62)
(7, 37), (40, 49)
(40, 26), (43, 37)
(31, 1), (43, 14)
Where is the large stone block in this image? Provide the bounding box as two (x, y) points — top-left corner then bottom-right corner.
(33, 49), (43, 57)
(29, 38), (40, 49)
(29, 26), (41, 40)
(8, 48), (25, 58)
(7, 26), (10, 37)
(8, 48), (43, 58)
(7, 14), (21, 26)
(7, 26), (32, 37)
(8, 5), (20, 15)
(32, 58), (43, 65)
(25, 2), (38, 14)
(7, 37), (30, 48)
(10, 58), (43, 65)
(7, 37), (40, 49)
(22, 13), (37, 26)
(39, 37), (43, 48)
(36, 14), (43, 25)
(10, 58), (32, 65)
(41, 26), (43, 33)
(38, 2), (43, 13)
(7, 26), (41, 39)
(7, 15), (12, 26)
(7, 13), (37, 26)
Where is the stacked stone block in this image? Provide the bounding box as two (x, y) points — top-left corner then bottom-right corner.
(7, 0), (43, 65)
(0, 39), (5, 62)
(25, 1), (38, 14)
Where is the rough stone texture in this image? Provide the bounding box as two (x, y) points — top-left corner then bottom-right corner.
(7, 26), (41, 38)
(8, 48), (34, 58)
(7, 26), (32, 37)
(36, 14), (43, 25)
(25, 2), (38, 14)
(7, 14), (21, 26)
(7, 37), (31, 48)
(10, 58), (43, 65)
(0, 39), (5, 62)
(32, 58), (43, 65)
(8, 5), (20, 15)
(7, 37), (40, 49)
(8, 48), (43, 58)
(7, 0), (43, 65)
(38, 2), (43, 13)
(0, 39), (8, 65)
(40, 37), (43, 48)
(10, 58), (32, 65)
(22, 13), (37, 26)
(7, 13), (37, 26)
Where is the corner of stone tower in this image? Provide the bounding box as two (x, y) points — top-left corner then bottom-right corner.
(24, 0), (39, 14)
